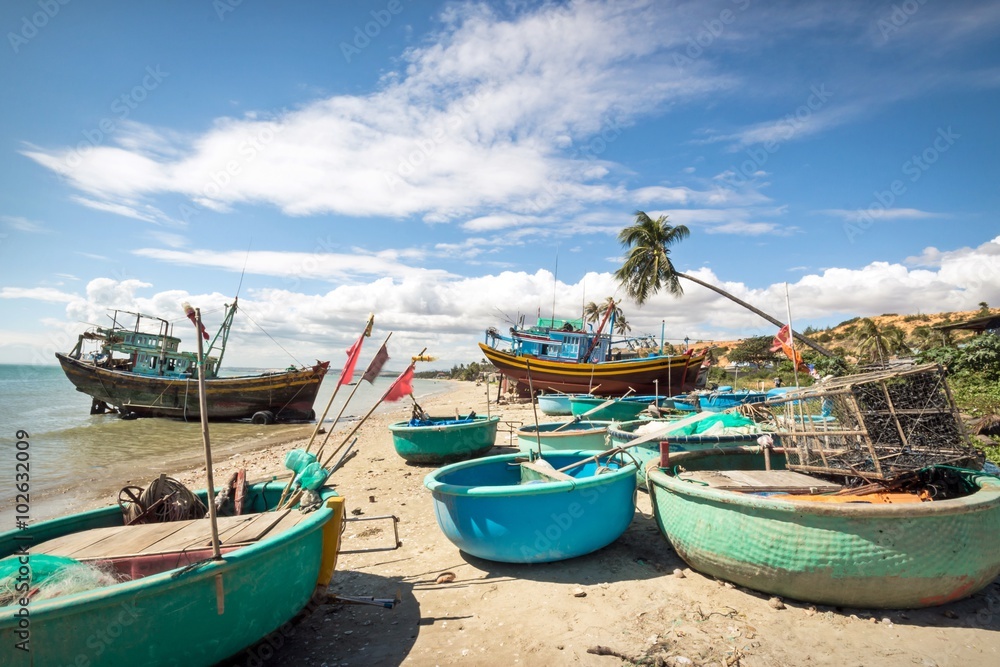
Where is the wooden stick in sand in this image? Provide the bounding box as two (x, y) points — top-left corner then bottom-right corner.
(193, 308), (222, 560)
(525, 359), (543, 457)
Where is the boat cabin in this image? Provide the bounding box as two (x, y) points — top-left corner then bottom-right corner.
(510, 318), (612, 363)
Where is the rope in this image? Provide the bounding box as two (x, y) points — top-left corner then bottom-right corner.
(120, 476), (207, 524)
(237, 306), (304, 367)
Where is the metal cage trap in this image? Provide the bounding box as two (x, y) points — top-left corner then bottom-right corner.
(764, 363), (981, 482)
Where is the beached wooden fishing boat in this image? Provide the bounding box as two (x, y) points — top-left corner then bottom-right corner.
(480, 310), (706, 396)
(388, 414), (500, 463)
(647, 447), (1000, 608)
(56, 299), (329, 422)
(516, 420), (609, 452)
(425, 451), (637, 563)
(0, 481), (345, 666)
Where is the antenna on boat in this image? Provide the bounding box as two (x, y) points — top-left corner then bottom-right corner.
(550, 246), (558, 328)
(235, 238), (252, 300)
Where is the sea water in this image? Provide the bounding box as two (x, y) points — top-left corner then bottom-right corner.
(0, 364), (447, 526)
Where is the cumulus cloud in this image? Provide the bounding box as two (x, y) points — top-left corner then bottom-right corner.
(7, 237), (993, 368)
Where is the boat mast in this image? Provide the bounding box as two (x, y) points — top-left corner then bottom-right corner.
(206, 297), (238, 375)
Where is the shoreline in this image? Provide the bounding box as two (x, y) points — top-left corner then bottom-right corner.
(6, 380), (461, 526)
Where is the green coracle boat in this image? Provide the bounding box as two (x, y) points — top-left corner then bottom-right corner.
(647, 447), (1000, 609)
(516, 420), (609, 452)
(388, 414), (500, 463)
(0, 482), (345, 666)
(568, 396), (652, 421)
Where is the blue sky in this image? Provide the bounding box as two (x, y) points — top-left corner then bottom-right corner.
(1, 0), (999, 369)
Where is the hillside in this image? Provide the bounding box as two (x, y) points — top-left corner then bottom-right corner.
(702, 307), (990, 365)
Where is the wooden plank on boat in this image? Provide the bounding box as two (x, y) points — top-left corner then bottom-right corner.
(678, 469), (841, 493)
(66, 521), (193, 560)
(30, 525), (126, 557)
(219, 510), (295, 545)
(139, 515), (258, 553)
(520, 461), (575, 484)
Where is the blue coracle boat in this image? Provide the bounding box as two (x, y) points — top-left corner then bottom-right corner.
(672, 388), (767, 412)
(424, 451), (637, 563)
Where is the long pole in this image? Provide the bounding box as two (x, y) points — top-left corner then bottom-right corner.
(525, 359), (543, 458)
(319, 348), (426, 470)
(305, 314), (375, 453)
(660, 320), (665, 355)
(785, 283), (801, 389)
(316, 332), (393, 461)
(195, 309), (222, 560)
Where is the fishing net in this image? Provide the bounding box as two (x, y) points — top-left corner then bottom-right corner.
(0, 555), (123, 606)
(119, 474), (207, 524)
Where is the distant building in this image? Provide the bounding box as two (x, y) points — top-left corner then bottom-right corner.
(933, 314), (1000, 338)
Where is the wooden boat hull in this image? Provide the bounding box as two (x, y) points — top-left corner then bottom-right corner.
(425, 451), (637, 563)
(516, 421), (609, 452)
(480, 343), (705, 396)
(56, 353), (329, 421)
(0, 482), (344, 666)
(388, 416), (500, 463)
(646, 448), (1000, 608)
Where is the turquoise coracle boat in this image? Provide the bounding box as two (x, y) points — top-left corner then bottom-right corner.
(537, 393), (592, 416)
(425, 451), (637, 563)
(672, 389), (766, 413)
(0, 482), (345, 666)
(647, 447), (1000, 608)
(516, 420), (609, 452)
(609, 415), (775, 486)
(569, 395), (654, 421)
(388, 414), (500, 463)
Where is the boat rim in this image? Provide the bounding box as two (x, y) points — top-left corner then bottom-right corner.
(387, 415), (500, 432)
(645, 446), (1000, 518)
(425, 451), (637, 498)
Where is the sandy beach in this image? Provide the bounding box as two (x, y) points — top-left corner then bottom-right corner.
(44, 380), (1000, 666)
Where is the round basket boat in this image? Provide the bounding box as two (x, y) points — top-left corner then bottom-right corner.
(516, 420), (609, 452)
(537, 393), (592, 416)
(388, 415), (500, 464)
(646, 447), (1000, 609)
(424, 451), (637, 563)
(609, 419), (772, 486)
(569, 396), (652, 421)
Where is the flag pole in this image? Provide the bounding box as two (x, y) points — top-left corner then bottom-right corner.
(319, 347), (425, 470)
(784, 283), (801, 389)
(194, 308), (223, 560)
(316, 332), (393, 461)
(305, 313), (374, 454)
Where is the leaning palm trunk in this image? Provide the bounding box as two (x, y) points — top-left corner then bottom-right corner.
(676, 272), (835, 358)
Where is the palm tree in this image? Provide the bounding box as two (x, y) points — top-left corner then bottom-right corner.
(614, 211), (835, 357)
(856, 319), (911, 364)
(614, 212), (689, 304)
(584, 297), (625, 330)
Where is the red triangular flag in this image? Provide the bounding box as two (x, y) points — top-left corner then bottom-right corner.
(384, 364), (415, 402)
(338, 334), (364, 387)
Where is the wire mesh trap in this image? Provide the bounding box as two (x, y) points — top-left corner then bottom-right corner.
(764, 363), (982, 483)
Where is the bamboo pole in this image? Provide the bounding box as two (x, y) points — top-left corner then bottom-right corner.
(194, 309), (222, 560)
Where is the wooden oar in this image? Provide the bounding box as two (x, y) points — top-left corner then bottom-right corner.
(553, 387), (635, 432)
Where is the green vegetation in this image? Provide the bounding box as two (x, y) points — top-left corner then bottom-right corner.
(727, 336), (780, 368)
(415, 360), (493, 381)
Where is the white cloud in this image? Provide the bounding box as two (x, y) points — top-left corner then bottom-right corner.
(818, 208), (942, 222)
(7, 236), (993, 368)
(0, 287), (77, 303)
(2, 216), (49, 233)
(21, 1), (733, 225)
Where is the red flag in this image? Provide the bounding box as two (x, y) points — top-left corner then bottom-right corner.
(361, 343), (390, 384)
(182, 302), (209, 340)
(384, 364), (415, 402)
(338, 335), (364, 386)
(771, 325), (808, 371)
